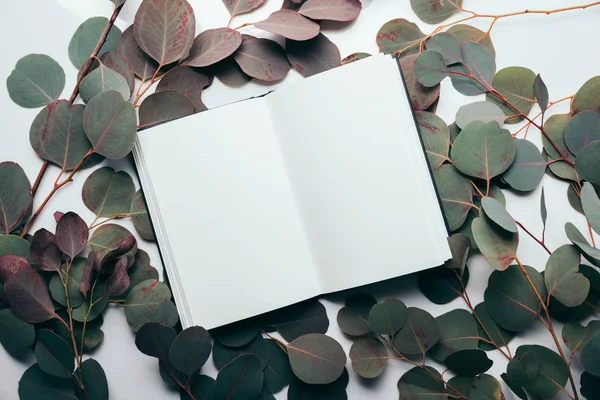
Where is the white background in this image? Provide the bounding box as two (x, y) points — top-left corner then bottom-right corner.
(1, 0), (600, 399)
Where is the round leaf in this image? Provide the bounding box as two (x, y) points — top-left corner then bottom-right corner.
(474, 302), (515, 351)
(432, 164), (473, 231)
(97, 51), (135, 94)
(88, 223), (137, 264)
(484, 264), (547, 332)
(452, 120), (516, 180)
(117, 26), (159, 80)
(77, 359), (109, 400)
(216, 354), (264, 400)
(336, 293), (376, 336)
(514, 345), (568, 399)
(0, 308), (35, 357)
(447, 24), (495, 55)
(562, 320), (600, 353)
(0, 235), (30, 257)
(349, 337), (388, 378)
(263, 339), (293, 394)
(429, 309), (479, 363)
(481, 196), (517, 233)
(486, 67), (536, 123)
(18, 364), (75, 400)
(6, 54), (65, 108)
(149, 299), (179, 326)
(400, 54), (440, 111)
(211, 57), (251, 85)
(254, 10), (319, 41)
(0, 255), (30, 284)
(182, 375), (216, 400)
(71, 281), (109, 323)
(565, 110), (600, 156)
(212, 321), (259, 347)
(581, 372), (600, 400)
(450, 42), (496, 96)
(35, 329), (74, 378)
(545, 244), (588, 307)
(233, 37), (291, 81)
(503, 138), (546, 191)
(134, 0), (196, 65)
(582, 182), (600, 235)
(156, 66), (210, 112)
(288, 368), (348, 400)
(79, 62), (131, 103)
(0, 162), (33, 234)
(410, 0), (462, 24)
(223, 0), (267, 18)
(82, 167), (135, 219)
(576, 141), (600, 185)
(135, 322), (176, 358)
(130, 190), (155, 241)
(298, 0), (361, 22)
(449, 374), (503, 400)
(4, 267), (55, 323)
(115, 250), (158, 300)
(392, 307), (440, 356)
(186, 28), (242, 67)
(573, 76), (600, 114)
(287, 333), (346, 384)
(583, 334), (600, 377)
(68, 17), (122, 69)
(455, 101), (506, 129)
(83, 90), (137, 159)
(30, 229), (61, 272)
(416, 111), (450, 169)
(213, 334), (267, 370)
(397, 367), (447, 400)
(414, 50), (448, 87)
(169, 326), (212, 375)
(376, 18), (425, 56)
(55, 212), (88, 258)
(418, 265), (470, 305)
(286, 33), (340, 78)
(124, 279), (172, 332)
(263, 299), (329, 341)
(49, 258), (87, 308)
(565, 222), (600, 267)
(446, 349), (492, 376)
(368, 298), (407, 336)
(425, 32), (461, 65)
(138, 90), (195, 129)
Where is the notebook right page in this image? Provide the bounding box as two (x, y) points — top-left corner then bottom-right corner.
(266, 54), (451, 294)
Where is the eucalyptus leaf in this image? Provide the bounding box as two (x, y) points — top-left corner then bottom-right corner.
(565, 222), (600, 267)
(414, 50), (448, 87)
(562, 320), (600, 353)
(472, 214), (518, 271)
(429, 309), (479, 363)
(481, 196), (517, 233)
(487, 67), (536, 123)
(349, 337), (388, 378)
(376, 19), (425, 56)
(213, 334), (267, 370)
(410, 0), (462, 24)
(212, 321), (259, 347)
(55, 212), (88, 259)
(368, 298), (407, 336)
(582, 182), (600, 235)
(222, 0), (267, 18)
(425, 32), (461, 65)
(484, 264), (547, 332)
(216, 354), (264, 400)
(418, 265), (470, 305)
(7, 54), (65, 108)
(135, 322), (176, 359)
(0, 234), (30, 257)
(77, 359), (109, 400)
(18, 364), (75, 400)
(568, 184), (584, 214)
(456, 101), (506, 129)
(130, 190), (155, 241)
(72, 281), (109, 323)
(134, 0), (196, 65)
(149, 300), (178, 327)
(447, 24), (495, 55)
(513, 345), (569, 399)
(263, 339), (293, 394)
(0, 162), (33, 234)
(181, 375), (217, 400)
(576, 141), (600, 185)
(49, 258), (86, 308)
(397, 366), (447, 400)
(79, 63), (131, 103)
(82, 167), (135, 219)
(432, 164), (473, 231)
(287, 333), (346, 384)
(399, 54), (440, 111)
(0, 255), (30, 283)
(0, 308), (35, 357)
(211, 57), (251, 85)
(336, 293), (376, 336)
(340, 52), (371, 65)
(254, 10), (320, 41)
(186, 28), (242, 67)
(35, 329), (74, 378)
(88, 224), (137, 270)
(545, 244), (588, 307)
(263, 299), (328, 342)
(286, 33), (340, 78)
(4, 266), (55, 323)
(31, 229), (61, 272)
(298, 0), (361, 22)
(288, 368), (348, 400)
(117, 26), (159, 80)
(474, 302), (515, 352)
(124, 279), (172, 332)
(581, 372), (600, 400)
(393, 307), (440, 356)
(573, 75), (600, 114)
(97, 51), (135, 94)
(565, 110), (600, 156)
(449, 374), (503, 400)
(446, 349), (493, 376)
(156, 66), (210, 113)
(503, 138), (546, 192)
(139, 91), (195, 129)
(68, 17), (121, 69)
(450, 42), (496, 96)
(534, 74), (549, 113)
(115, 250), (158, 300)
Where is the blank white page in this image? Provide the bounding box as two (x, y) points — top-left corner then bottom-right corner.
(266, 54), (451, 293)
(136, 98), (320, 330)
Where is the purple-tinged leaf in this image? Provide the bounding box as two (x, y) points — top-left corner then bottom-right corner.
(211, 57), (252, 85)
(53, 211), (65, 223)
(255, 10), (319, 41)
(104, 256), (130, 297)
(97, 51), (136, 94)
(99, 235), (136, 274)
(233, 37), (291, 82)
(55, 212), (88, 259)
(185, 28), (242, 68)
(139, 90), (195, 129)
(80, 252), (95, 296)
(340, 52), (371, 65)
(400, 54), (440, 111)
(117, 26), (160, 80)
(282, 0), (304, 10)
(156, 67), (210, 113)
(0, 162), (33, 234)
(30, 229), (62, 272)
(0, 255), (30, 283)
(130, 190), (155, 241)
(89, 224), (137, 272)
(410, 0), (462, 24)
(125, 280), (172, 332)
(376, 18), (425, 56)
(134, 0), (196, 65)
(286, 33), (340, 78)
(222, 0), (267, 17)
(79, 61), (131, 104)
(298, 0), (361, 22)
(4, 267), (55, 323)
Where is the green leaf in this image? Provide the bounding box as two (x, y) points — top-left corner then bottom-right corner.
(124, 279), (172, 332)
(410, 0), (462, 24)
(513, 345), (569, 399)
(139, 90), (195, 129)
(130, 190), (155, 241)
(0, 162), (33, 234)
(150, 300), (178, 327)
(542, 114), (577, 181)
(71, 281), (109, 323)
(287, 333), (346, 384)
(393, 307), (440, 356)
(416, 111), (450, 169)
(471, 214), (518, 271)
(450, 374), (503, 400)
(503, 138), (546, 192)
(534, 74), (549, 113)
(566, 111), (600, 158)
(349, 337), (388, 378)
(581, 371), (600, 400)
(455, 101), (506, 129)
(18, 364), (75, 400)
(545, 244), (588, 307)
(82, 167), (135, 219)
(425, 32), (461, 65)
(263, 339), (293, 394)
(418, 265), (469, 305)
(481, 196), (517, 233)
(446, 349), (493, 376)
(452, 120), (516, 181)
(501, 373), (527, 400)
(414, 50), (448, 87)
(79, 62), (131, 104)
(0, 234), (30, 257)
(486, 67), (536, 123)
(96, 51), (135, 94)
(134, 0), (196, 65)
(212, 321), (259, 348)
(0, 308), (35, 357)
(288, 368), (348, 400)
(549, 264), (600, 323)
(168, 326), (212, 375)
(216, 354), (264, 400)
(568, 183), (584, 214)
(484, 265), (547, 332)
(340, 52), (371, 65)
(4, 267), (56, 323)
(49, 312), (105, 353)
(336, 293), (376, 336)
(576, 141), (600, 185)
(6, 54), (65, 108)
(450, 42), (496, 96)
(35, 329), (74, 378)
(114, 249), (158, 300)
(429, 309), (479, 363)
(474, 302), (515, 351)
(376, 18), (425, 56)
(77, 359), (109, 400)
(88, 224), (137, 265)
(573, 76), (600, 114)
(135, 322), (176, 359)
(400, 54), (440, 111)
(565, 222), (600, 267)
(261, 297), (327, 340)
(368, 298), (407, 336)
(432, 164), (473, 231)
(397, 366), (447, 400)
(562, 320), (600, 353)
(213, 334), (267, 370)
(447, 24), (495, 55)
(255, 393), (275, 400)
(49, 258), (86, 308)
(156, 66), (210, 113)
(69, 17), (122, 69)
(583, 334), (600, 378)
(583, 183), (600, 235)
(181, 375), (216, 400)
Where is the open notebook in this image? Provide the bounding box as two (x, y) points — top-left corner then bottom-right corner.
(133, 54), (451, 330)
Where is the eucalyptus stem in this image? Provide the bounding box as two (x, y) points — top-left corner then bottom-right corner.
(515, 221), (552, 255)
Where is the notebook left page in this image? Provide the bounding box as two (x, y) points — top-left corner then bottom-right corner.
(136, 98), (320, 330)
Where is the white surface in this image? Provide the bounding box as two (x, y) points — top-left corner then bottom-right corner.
(1, 0), (599, 399)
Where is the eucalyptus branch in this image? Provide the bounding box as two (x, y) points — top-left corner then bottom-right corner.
(515, 221), (551, 255)
(58, 259), (84, 373)
(513, 95), (574, 138)
(261, 330), (289, 354)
